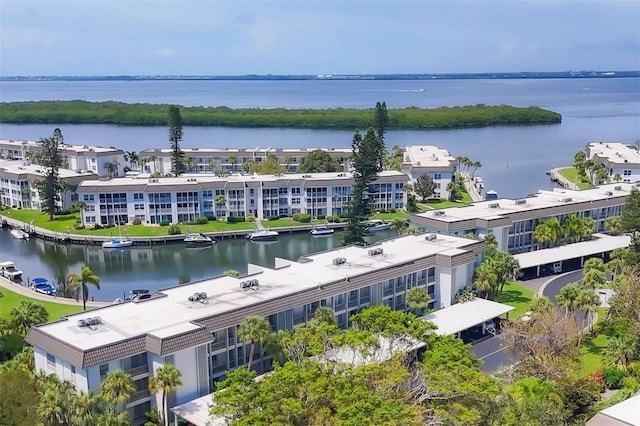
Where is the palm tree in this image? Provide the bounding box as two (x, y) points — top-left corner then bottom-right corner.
(613, 173), (622, 183)
(68, 265), (101, 310)
(228, 155), (238, 173)
(10, 300), (49, 335)
(406, 286), (431, 315)
(72, 391), (98, 426)
(283, 156), (292, 173)
(407, 226), (421, 235)
(446, 182), (459, 202)
(604, 335), (636, 369)
(214, 194), (227, 219)
(313, 306), (337, 325)
(125, 151), (138, 169)
(390, 218), (408, 235)
(576, 289), (600, 335)
(149, 155), (158, 173)
(149, 364), (182, 426)
(103, 161), (119, 178)
(100, 370), (135, 406)
(238, 315), (271, 371)
(605, 216), (622, 235)
(556, 283), (581, 314)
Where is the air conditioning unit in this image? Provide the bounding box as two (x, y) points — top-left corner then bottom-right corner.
(434, 210), (446, 216)
(561, 197), (573, 202)
(488, 203), (500, 209)
(605, 191), (613, 196)
(332, 257), (347, 266)
(368, 248), (384, 256)
(515, 199), (527, 205)
(77, 319), (88, 328)
(614, 185), (622, 191)
(240, 280), (260, 290)
(425, 233), (437, 241)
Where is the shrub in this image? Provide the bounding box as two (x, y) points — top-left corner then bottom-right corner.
(226, 216), (245, 224)
(326, 215), (341, 223)
(389, 208), (397, 213)
(132, 218), (142, 225)
(167, 224), (182, 235)
(159, 220), (170, 226)
(268, 215), (280, 221)
(246, 215), (256, 222)
(224, 269), (240, 277)
(103, 223), (115, 229)
(74, 224), (85, 230)
(316, 214), (326, 220)
(75, 218), (81, 224)
(93, 224), (103, 230)
(293, 213), (312, 223)
(195, 216), (208, 225)
(603, 366), (627, 389)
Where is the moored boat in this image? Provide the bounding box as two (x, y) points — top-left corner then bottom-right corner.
(247, 229), (279, 242)
(184, 232), (215, 247)
(364, 219), (391, 232)
(0, 261), (23, 281)
(10, 229), (29, 240)
(310, 224), (335, 236)
(102, 238), (133, 249)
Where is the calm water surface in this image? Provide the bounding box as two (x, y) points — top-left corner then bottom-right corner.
(0, 78), (638, 301)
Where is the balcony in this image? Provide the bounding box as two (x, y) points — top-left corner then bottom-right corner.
(124, 364), (149, 377)
(130, 389), (151, 402)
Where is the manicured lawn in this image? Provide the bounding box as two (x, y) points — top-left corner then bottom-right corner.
(580, 308), (609, 375)
(499, 282), (535, 320)
(371, 211), (410, 221)
(557, 167), (592, 190)
(0, 287), (85, 321)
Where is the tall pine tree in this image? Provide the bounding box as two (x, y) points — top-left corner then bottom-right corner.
(168, 105), (186, 176)
(34, 128), (64, 220)
(374, 101), (389, 141)
(342, 128), (385, 246)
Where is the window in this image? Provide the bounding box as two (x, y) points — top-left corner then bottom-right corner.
(71, 365), (76, 374)
(99, 364), (109, 382)
(47, 353), (56, 369)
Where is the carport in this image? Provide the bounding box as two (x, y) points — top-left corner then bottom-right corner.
(423, 298), (515, 338)
(514, 233), (630, 279)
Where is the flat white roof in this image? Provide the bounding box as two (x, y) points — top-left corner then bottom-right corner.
(35, 234), (479, 350)
(0, 139), (121, 154)
(588, 142), (640, 166)
(171, 393), (225, 426)
(317, 334), (425, 366)
(412, 182), (638, 223)
(403, 145), (456, 168)
(0, 161), (97, 179)
(513, 234), (631, 269)
(423, 298), (515, 336)
(593, 393), (640, 425)
(141, 146), (352, 155)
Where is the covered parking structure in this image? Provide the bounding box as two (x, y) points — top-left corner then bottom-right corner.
(514, 233), (631, 280)
(424, 298), (515, 339)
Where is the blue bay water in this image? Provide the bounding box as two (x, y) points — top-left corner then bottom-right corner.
(0, 78), (638, 300)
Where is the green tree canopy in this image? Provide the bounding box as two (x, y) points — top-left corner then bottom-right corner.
(413, 173), (437, 201)
(298, 149), (342, 173)
(168, 105), (185, 176)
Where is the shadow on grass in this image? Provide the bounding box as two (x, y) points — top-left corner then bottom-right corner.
(499, 289), (530, 306)
(582, 335), (606, 356)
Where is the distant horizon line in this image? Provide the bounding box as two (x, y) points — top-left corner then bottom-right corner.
(2, 70), (640, 81)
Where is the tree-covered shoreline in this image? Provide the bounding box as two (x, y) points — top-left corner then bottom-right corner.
(0, 100), (561, 129)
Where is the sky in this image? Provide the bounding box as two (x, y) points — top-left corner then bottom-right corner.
(1, 0), (639, 76)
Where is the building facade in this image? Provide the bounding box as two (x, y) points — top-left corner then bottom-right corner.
(26, 234), (486, 424)
(0, 161), (97, 210)
(77, 171), (409, 225)
(400, 145), (457, 200)
(410, 182), (638, 254)
(586, 141), (640, 184)
(0, 139), (127, 177)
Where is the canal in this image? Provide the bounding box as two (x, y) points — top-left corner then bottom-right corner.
(0, 226), (398, 302)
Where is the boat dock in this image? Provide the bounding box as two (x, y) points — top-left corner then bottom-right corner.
(548, 168), (581, 191)
(459, 172), (484, 202)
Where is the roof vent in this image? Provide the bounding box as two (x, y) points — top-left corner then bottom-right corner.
(434, 210), (446, 217)
(561, 197), (573, 203)
(614, 185), (622, 191)
(240, 279), (260, 291)
(149, 178), (159, 183)
(302, 174), (312, 178)
(368, 248), (384, 256)
(488, 203), (500, 208)
(78, 316), (102, 328)
(188, 292), (208, 303)
(187, 178), (197, 182)
(605, 191), (613, 196)
(332, 257), (347, 266)
(515, 199), (527, 205)
(424, 233), (437, 241)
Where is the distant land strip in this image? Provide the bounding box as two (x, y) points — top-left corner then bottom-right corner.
(0, 101), (562, 130)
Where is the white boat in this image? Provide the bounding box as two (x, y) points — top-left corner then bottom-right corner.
(0, 261), (23, 281)
(102, 238), (133, 249)
(102, 224), (133, 249)
(184, 232), (215, 247)
(310, 224), (335, 236)
(247, 229), (279, 242)
(10, 229), (29, 240)
(364, 219), (391, 232)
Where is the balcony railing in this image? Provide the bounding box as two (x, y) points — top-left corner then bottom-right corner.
(130, 389), (151, 401)
(124, 364), (149, 377)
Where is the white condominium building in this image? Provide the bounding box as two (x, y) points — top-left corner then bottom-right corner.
(401, 145), (457, 200)
(138, 147), (352, 175)
(26, 233), (486, 425)
(77, 171), (409, 225)
(410, 182), (638, 254)
(586, 141), (640, 183)
(0, 161), (97, 210)
(0, 139), (127, 177)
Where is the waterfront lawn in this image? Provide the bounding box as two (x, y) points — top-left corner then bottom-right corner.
(499, 282), (534, 320)
(421, 192), (474, 210)
(371, 211), (411, 221)
(0, 287), (84, 321)
(580, 308), (609, 375)
(558, 167), (592, 190)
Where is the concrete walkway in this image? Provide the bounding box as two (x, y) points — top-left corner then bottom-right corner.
(459, 171), (484, 202)
(0, 276), (110, 308)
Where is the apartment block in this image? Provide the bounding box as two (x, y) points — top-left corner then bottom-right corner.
(400, 145), (457, 200)
(410, 182), (638, 254)
(586, 141), (640, 183)
(26, 233), (486, 424)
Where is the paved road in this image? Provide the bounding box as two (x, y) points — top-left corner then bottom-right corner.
(471, 270), (583, 372)
(0, 276), (110, 308)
